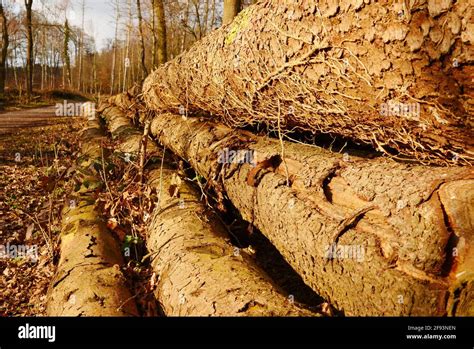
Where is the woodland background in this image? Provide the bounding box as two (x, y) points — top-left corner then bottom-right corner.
(0, 0), (249, 99)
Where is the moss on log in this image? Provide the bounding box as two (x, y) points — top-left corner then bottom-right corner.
(46, 120), (138, 316)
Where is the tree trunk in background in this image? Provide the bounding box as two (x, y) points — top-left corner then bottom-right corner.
(131, 41), (136, 83)
(192, 0), (202, 39)
(118, 46), (123, 94)
(203, 0), (209, 36)
(111, 0), (120, 95)
(93, 51), (97, 94)
(62, 19), (71, 89)
(223, 0), (241, 25)
(40, 28), (45, 90)
(77, 0), (85, 91)
(180, 0), (190, 52)
(143, 0), (473, 166)
(210, 0), (216, 29)
(136, 0), (148, 79)
(40, 0), (47, 91)
(153, 0), (167, 65)
(123, 0), (132, 93)
(0, 4), (8, 95)
(25, 0), (33, 99)
(151, 0), (156, 68)
(13, 43), (20, 91)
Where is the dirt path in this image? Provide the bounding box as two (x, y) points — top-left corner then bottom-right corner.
(0, 107), (84, 315)
(0, 106), (70, 135)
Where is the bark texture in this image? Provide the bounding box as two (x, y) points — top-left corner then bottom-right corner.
(146, 167), (314, 316)
(136, 108), (473, 316)
(100, 99), (317, 316)
(143, 0), (473, 165)
(47, 119), (138, 316)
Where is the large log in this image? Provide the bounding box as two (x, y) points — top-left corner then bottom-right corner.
(143, 0), (473, 165)
(46, 119), (138, 316)
(100, 102), (316, 316)
(135, 109), (473, 316)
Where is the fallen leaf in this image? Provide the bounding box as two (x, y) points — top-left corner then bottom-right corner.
(25, 223), (34, 240)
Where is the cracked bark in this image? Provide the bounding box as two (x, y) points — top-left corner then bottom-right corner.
(133, 109), (473, 316)
(100, 101), (317, 316)
(46, 119), (138, 316)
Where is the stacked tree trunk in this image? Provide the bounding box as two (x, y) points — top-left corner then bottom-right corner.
(107, 89), (473, 316)
(47, 118), (138, 316)
(103, 0), (473, 316)
(99, 102), (316, 316)
(143, 0), (473, 165)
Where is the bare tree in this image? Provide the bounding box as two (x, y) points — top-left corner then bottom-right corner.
(203, 0), (209, 36)
(1, 0), (237, 95)
(180, 0), (190, 52)
(150, 0), (156, 68)
(223, 0), (241, 25)
(123, 0), (132, 92)
(77, 0), (85, 91)
(92, 48), (97, 94)
(0, 3), (9, 95)
(191, 0), (202, 39)
(136, 0), (147, 79)
(110, 0), (121, 94)
(25, 0), (34, 99)
(63, 19), (71, 88)
(153, 0), (167, 66)
(210, 0), (216, 29)
(40, 13), (45, 90)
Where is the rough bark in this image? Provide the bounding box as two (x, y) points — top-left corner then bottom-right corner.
(111, 86), (473, 316)
(147, 112), (474, 316)
(100, 100), (317, 316)
(146, 166), (315, 316)
(143, 0), (473, 165)
(47, 119), (138, 316)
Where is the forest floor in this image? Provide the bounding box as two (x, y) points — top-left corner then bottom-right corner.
(0, 108), (84, 315)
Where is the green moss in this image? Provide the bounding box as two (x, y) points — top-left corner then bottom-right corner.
(224, 8), (252, 45)
(62, 205), (101, 231)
